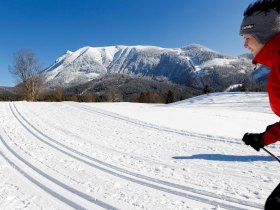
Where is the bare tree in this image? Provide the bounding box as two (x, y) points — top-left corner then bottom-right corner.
(54, 86), (63, 102)
(10, 49), (45, 101)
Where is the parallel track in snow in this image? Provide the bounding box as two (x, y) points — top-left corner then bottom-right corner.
(0, 148), (86, 210)
(3, 103), (120, 210)
(67, 103), (279, 176)
(10, 102), (263, 210)
(0, 132), (118, 210)
(66, 102), (242, 145)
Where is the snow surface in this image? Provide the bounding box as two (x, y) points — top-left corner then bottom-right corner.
(201, 58), (236, 68)
(224, 84), (243, 92)
(0, 92), (279, 210)
(181, 44), (217, 53)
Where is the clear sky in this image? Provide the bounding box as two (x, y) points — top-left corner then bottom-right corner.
(0, 0), (254, 87)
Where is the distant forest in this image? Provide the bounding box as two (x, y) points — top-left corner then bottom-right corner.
(0, 74), (267, 103)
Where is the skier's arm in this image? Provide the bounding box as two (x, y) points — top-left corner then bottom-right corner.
(263, 121), (280, 145)
(242, 122), (280, 151)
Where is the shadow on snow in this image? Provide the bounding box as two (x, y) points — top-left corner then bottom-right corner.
(172, 154), (276, 162)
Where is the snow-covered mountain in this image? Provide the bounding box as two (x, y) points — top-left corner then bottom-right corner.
(44, 44), (256, 89)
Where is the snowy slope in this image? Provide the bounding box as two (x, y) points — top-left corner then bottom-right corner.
(45, 46), (120, 87)
(0, 92), (279, 209)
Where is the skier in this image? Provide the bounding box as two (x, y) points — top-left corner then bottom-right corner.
(240, 0), (280, 209)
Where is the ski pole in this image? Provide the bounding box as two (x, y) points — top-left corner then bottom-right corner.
(262, 147), (280, 163)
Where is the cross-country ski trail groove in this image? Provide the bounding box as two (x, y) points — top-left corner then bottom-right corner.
(20, 101), (277, 179)
(66, 102), (242, 145)
(9, 102), (263, 210)
(0, 130), (118, 210)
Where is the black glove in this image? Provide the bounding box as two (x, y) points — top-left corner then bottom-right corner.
(265, 124), (274, 132)
(242, 133), (266, 151)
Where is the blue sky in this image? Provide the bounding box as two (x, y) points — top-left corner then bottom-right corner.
(0, 0), (253, 87)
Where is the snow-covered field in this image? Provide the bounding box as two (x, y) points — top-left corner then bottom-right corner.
(0, 92), (279, 210)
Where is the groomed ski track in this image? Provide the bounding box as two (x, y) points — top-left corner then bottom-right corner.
(0, 101), (265, 210)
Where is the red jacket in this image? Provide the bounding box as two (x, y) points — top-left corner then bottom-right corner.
(253, 33), (280, 145)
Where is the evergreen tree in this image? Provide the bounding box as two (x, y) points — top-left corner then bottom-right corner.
(139, 92), (146, 103)
(240, 84), (246, 92)
(166, 90), (175, 104)
(202, 85), (211, 94)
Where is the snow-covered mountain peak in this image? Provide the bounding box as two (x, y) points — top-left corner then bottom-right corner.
(181, 44), (215, 52)
(43, 44), (256, 89)
(55, 50), (73, 63)
(65, 50), (73, 54)
(130, 45), (165, 51)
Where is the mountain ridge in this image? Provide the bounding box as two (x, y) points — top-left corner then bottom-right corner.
(43, 44), (262, 91)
